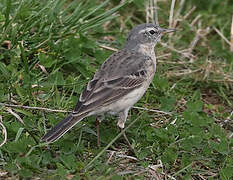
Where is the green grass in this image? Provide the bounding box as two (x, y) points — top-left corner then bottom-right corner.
(0, 0), (233, 179)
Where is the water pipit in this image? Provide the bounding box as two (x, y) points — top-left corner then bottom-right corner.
(41, 23), (175, 150)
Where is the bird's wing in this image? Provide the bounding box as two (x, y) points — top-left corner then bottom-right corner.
(73, 50), (154, 115)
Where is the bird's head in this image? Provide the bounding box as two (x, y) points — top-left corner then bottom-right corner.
(125, 23), (175, 50)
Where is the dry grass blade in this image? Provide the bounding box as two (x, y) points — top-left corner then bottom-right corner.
(160, 42), (194, 59)
(0, 103), (70, 113)
(230, 14), (233, 51)
(5, 107), (24, 124)
(106, 150), (138, 162)
(133, 106), (172, 115)
(183, 6), (196, 20)
(146, 0), (159, 24)
(150, 0), (158, 25)
(168, 69), (201, 77)
(153, 0), (159, 25)
(99, 44), (118, 52)
(173, 0), (186, 27)
(0, 116), (7, 147)
(188, 27), (210, 61)
(213, 26), (231, 46)
(175, 0), (185, 19)
(1, 103), (173, 116)
(190, 14), (202, 26)
(106, 150), (115, 164)
(115, 153), (138, 161)
(188, 29), (201, 55)
(35, 63), (48, 75)
(169, 0), (176, 43)
(169, 0), (176, 28)
(157, 53), (172, 59)
(146, 0), (150, 23)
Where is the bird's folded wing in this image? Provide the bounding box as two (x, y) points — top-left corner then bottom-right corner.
(73, 73), (146, 115)
(73, 50), (153, 115)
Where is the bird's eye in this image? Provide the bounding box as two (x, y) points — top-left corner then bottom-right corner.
(149, 30), (156, 35)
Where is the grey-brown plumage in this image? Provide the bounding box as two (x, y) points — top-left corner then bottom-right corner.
(41, 23), (175, 143)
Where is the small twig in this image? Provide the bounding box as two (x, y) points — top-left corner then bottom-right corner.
(0, 103), (71, 113)
(98, 44), (118, 52)
(106, 150), (115, 164)
(3, 107), (39, 143)
(0, 116), (7, 147)
(1, 103), (172, 116)
(5, 107), (24, 124)
(116, 153), (138, 161)
(106, 150), (138, 162)
(213, 26), (231, 46)
(133, 106), (172, 115)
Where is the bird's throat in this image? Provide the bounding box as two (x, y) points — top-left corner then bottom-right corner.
(136, 43), (156, 57)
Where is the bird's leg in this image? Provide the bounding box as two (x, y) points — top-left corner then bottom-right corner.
(96, 117), (100, 147)
(117, 109), (135, 154)
(120, 128), (134, 154)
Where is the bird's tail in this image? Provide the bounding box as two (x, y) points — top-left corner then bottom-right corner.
(41, 113), (88, 143)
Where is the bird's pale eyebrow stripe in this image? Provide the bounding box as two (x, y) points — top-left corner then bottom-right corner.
(139, 27), (158, 34)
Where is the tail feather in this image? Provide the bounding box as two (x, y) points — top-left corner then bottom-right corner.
(41, 113), (88, 143)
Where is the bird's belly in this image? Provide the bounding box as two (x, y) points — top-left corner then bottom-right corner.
(103, 85), (148, 114)
(111, 72), (155, 113)
(114, 86), (145, 110)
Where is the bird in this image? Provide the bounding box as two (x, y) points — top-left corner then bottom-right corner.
(41, 23), (175, 147)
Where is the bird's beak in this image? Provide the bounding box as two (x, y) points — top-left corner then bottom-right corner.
(160, 28), (176, 34)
